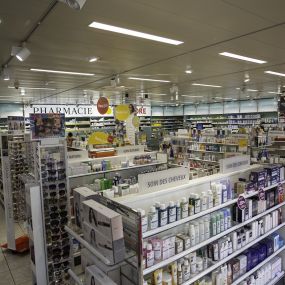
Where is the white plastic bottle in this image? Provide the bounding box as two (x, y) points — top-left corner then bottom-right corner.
(181, 197), (188, 219)
(138, 209), (148, 233)
(148, 206), (158, 230)
(204, 216), (210, 239)
(146, 243), (154, 267)
(201, 192), (208, 211)
(177, 263), (183, 285)
(182, 259), (190, 282)
(199, 219), (205, 242)
(189, 224), (196, 246)
(207, 189), (214, 208)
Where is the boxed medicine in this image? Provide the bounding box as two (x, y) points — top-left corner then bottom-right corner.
(83, 222), (125, 265)
(73, 187), (97, 228)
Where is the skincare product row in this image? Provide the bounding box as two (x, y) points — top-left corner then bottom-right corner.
(143, 209), (281, 270)
(140, 181), (233, 233)
(204, 232), (284, 285)
(239, 256), (282, 285)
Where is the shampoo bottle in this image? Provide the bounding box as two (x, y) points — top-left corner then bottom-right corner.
(168, 201), (176, 223)
(148, 206), (158, 230)
(177, 263), (183, 285)
(146, 243), (154, 267)
(181, 197), (188, 219)
(207, 190), (214, 208)
(159, 204), (168, 227)
(176, 201), (181, 221)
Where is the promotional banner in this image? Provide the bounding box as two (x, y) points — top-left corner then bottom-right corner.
(115, 104), (130, 121)
(30, 113), (65, 140)
(88, 132), (114, 145)
(7, 116), (25, 134)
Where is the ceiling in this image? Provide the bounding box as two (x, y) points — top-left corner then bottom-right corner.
(1, 0), (285, 106)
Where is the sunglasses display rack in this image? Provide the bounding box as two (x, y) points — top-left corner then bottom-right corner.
(33, 141), (71, 285)
(0, 133), (31, 250)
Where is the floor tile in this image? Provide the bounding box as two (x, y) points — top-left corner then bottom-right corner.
(11, 265), (32, 285)
(0, 271), (14, 285)
(3, 251), (30, 270)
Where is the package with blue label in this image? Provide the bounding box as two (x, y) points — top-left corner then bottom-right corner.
(73, 187), (97, 229)
(250, 170), (267, 182)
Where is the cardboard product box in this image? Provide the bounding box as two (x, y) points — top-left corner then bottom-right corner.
(250, 170), (267, 182)
(266, 190), (276, 209)
(243, 250), (252, 271)
(250, 248), (259, 268)
(229, 258), (240, 280)
(83, 222), (125, 265)
(265, 166), (280, 178)
(82, 200), (124, 241)
(85, 265), (117, 285)
(271, 257), (282, 279)
(160, 236), (170, 260)
(236, 255), (247, 276)
(176, 234), (191, 250)
(81, 249), (121, 284)
(73, 187), (97, 228)
(269, 233), (280, 252)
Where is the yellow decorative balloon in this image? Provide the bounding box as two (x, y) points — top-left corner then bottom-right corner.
(132, 116), (140, 128)
(115, 104), (130, 121)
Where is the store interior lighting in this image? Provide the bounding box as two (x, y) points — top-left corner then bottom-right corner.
(11, 46), (31, 62)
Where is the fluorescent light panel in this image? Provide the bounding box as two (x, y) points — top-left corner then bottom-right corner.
(219, 52), (267, 64)
(247, 89), (259, 92)
(181, 95), (203, 97)
(89, 21), (183, 45)
(265, 71), (285, 77)
(8, 86), (56, 90)
(129, 77), (170, 83)
(89, 57), (98, 62)
(192, 83), (222, 88)
(30, 68), (94, 76)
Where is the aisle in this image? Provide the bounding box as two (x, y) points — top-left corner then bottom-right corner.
(0, 207), (32, 285)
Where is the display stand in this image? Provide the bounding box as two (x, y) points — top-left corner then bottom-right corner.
(0, 133), (30, 250)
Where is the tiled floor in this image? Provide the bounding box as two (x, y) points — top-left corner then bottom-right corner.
(0, 206), (32, 285)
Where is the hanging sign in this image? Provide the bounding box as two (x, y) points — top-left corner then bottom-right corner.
(115, 105), (130, 121)
(237, 195), (247, 210)
(88, 132), (114, 145)
(97, 97), (109, 115)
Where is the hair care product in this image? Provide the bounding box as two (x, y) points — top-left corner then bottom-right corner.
(168, 201), (176, 223)
(176, 201), (181, 221)
(153, 269), (163, 285)
(159, 204), (168, 227)
(148, 206), (158, 230)
(181, 197), (188, 219)
(138, 209), (148, 233)
(146, 243), (154, 267)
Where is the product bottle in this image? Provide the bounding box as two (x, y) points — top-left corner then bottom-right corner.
(138, 209), (148, 233)
(155, 202), (161, 214)
(169, 262), (178, 285)
(201, 192), (208, 211)
(216, 184), (222, 205)
(189, 252), (197, 274)
(188, 194), (195, 216)
(222, 185), (228, 203)
(177, 263), (183, 285)
(219, 211), (224, 232)
(207, 190), (214, 208)
(181, 197), (188, 219)
(146, 243), (154, 267)
(148, 206), (158, 230)
(223, 209), (228, 231)
(199, 220), (205, 242)
(159, 204), (168, 227)
(227, 264), (233, 285)
(189, 224), (196, 246)
(168, 201), (176, 223)
(193, 194), (201, 214)
(194, 222), (200, 244)
(204, 216), (210, 239)
(227, 237), (233, 255)
(182, 260), (190, 282)
(213, 242), (219, 261)
(176, 201), (181, 221)
(226, 208), (232, 228)
(152, 239), (161, 262)
(211, 214), (217, 236)
(216, 213), (221, 234)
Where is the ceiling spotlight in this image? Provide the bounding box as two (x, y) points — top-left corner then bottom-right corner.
(20, 89), (25, 96)
(2, 66), (10, 81)
(244, 73), (250, 83)
(11, 46), (31, 62)
(175, 92), (179, 100)
(185, 65), (192, 74)
(58, 0), (87, 10)
(89, 57), (99, 63)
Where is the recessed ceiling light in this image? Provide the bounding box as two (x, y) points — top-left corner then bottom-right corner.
(219, 52), (267, 64)
(181, 95), (203, 98)
(89, 57), (99, 63)
(128, 77), (170, 83)
(192, 83), (222, 88)
(30, 68), (95, 76)
(236, 87), (240, 90)
(268, 91), (280, 94)
(2, 66), (10, 81)
(8, 86), (55, 90)
(89, 21), (183, 45)
(20, 89), (25, 96)
(265, 71), (285, 77)
(185, 65), (192, 74)
(247, 89), (259, 92)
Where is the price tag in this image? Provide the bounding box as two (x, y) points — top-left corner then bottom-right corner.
(237, 195), (247, 210)
(258, 187), (265, 201)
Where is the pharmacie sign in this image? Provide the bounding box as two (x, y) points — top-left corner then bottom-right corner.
(24, 104), (150, 118)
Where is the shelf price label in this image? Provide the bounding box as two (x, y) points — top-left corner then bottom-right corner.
(258, 187), (265, 201)
(237, 195), (247, 210)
